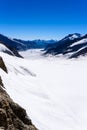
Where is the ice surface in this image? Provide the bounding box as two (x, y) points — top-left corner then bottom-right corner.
(0, 51), (87, 130)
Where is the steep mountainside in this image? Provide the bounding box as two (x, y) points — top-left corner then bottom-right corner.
(44, 33), (87, 58)
(0, 43), (15, 56)
(0, 34), (23, 58)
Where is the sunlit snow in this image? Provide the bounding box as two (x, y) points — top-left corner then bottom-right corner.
(0, 51), (87, 130)
(70, 38), (87, 47)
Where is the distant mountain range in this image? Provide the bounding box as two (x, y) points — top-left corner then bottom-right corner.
(0, 33), (87, 58)
(0, 34), (56, 57)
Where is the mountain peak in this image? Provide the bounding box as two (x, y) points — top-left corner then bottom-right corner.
(63, 33), (81, 41)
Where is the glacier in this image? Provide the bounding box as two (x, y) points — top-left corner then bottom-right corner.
(0, 50), (87, 130)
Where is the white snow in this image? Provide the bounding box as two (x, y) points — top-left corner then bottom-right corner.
(63, 34), (81, 41)
(70, 38), (87, 47)
(69, 34), (80, 40)
(0, 51), (87, 130)
(0, 43), (13, 54)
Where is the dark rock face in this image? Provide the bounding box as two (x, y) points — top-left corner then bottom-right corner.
(0, 57), (8, 73)
(0, 79), (38, 130)
(0, 77), (4, 88)
(0, 34), (23, 58)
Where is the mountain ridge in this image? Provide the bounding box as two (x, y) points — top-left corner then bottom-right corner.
(0, 33), (87, 58)
(44, 33), (87, 58)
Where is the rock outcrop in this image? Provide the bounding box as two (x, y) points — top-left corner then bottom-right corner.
(0, 57), (38, 130)
(0, 77), (38, 130)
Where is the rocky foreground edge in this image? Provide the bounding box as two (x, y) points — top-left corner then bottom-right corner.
(0, 57), (38, 130)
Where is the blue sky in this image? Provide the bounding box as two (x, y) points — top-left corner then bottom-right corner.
(0, 0), (87, 40)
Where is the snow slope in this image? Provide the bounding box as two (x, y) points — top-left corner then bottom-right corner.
(64, 33), (81, 40)
(1, 51), (87, 130)
(70, 38), (87, 47)
(0, 43), (14, 55)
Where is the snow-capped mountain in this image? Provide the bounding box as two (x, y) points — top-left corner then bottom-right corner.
(0, 34), (26, 50)
(44, 33), (87, 58)
(62, 33), (81, 41)
(1, 33), (87, 58)
(0, 34), (23, 57)
(0, 34), (56, 57)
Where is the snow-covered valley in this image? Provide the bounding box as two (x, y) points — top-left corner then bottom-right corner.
(0, 51), (87, 130)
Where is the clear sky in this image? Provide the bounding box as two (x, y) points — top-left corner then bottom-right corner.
(0, 0), (87, 40)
